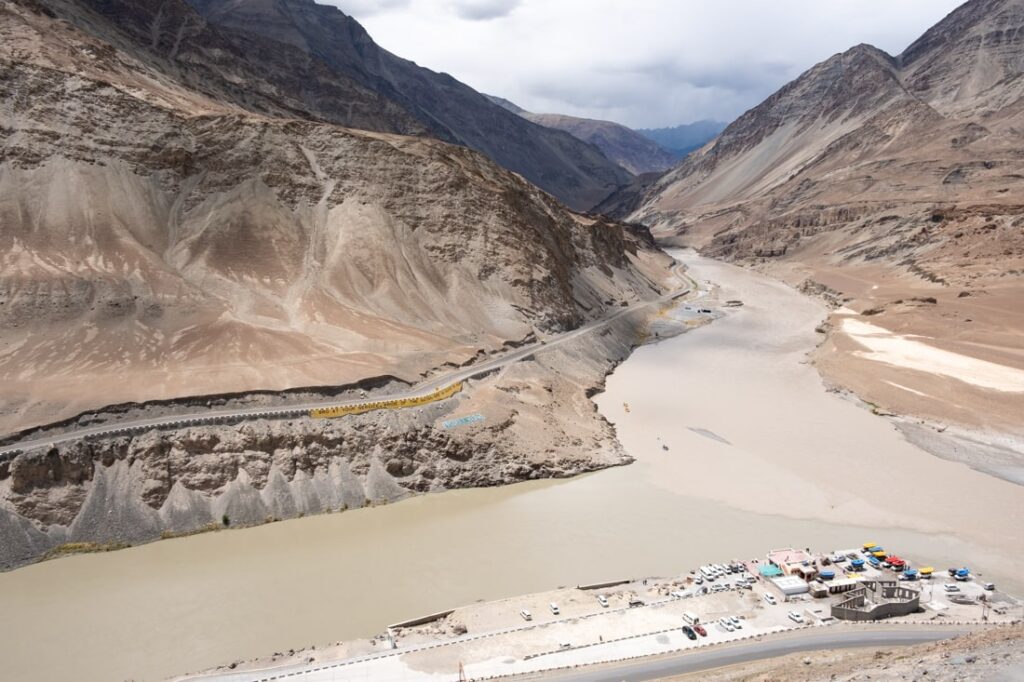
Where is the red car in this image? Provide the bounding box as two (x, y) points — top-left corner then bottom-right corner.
(693, 624), (708, 637)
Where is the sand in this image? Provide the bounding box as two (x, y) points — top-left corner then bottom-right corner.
(840, 318), (1024, 393)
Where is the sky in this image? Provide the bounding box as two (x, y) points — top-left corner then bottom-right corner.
(322, 0), (966, 129)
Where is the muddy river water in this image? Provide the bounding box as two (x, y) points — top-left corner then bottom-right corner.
(1, 251), (1020, 682)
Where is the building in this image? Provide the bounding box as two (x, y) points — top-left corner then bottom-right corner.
(831, 581), (920, 621)
(771, 575), (809, 597)
(767, 548), (818, 580)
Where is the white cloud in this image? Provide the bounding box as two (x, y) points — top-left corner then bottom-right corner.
(329, 0), (410, 17)
(319, 0), (967, 128)
(449, 0), (521, 21)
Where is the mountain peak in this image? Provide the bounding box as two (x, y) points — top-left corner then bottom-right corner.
(899, 0), (1024, 109)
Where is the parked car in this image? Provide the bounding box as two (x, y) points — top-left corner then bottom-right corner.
(520, 609), (532, 621)
(730, 616), (742, 629)
(764, 593), (777, 605)
(788, 611), (804, 624)
(681, 625), (697, 641)
(718, 618), (734, 632)
(983, 582), (995, 591)
(549, 602), (560, 615)
(597, 595), (609, 607)
(693, 624), (707, 637)
(944, 584), (961, 593)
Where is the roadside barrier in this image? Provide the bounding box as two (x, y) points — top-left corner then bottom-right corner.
(309, 382), (463, 420)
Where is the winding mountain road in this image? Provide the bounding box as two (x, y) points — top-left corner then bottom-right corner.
(0, 264), (698, 460)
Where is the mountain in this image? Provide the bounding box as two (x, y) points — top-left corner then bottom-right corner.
(519, 112), (678, 175)
(635, 0), (1024, 435)
(482, 96), (677, 174)
(178, 0), (633, 211)
(635, 120), (727, 158)
(0, 0), (671, 436)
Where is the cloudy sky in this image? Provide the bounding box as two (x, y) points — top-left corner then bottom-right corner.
(323, 0), (965, 129)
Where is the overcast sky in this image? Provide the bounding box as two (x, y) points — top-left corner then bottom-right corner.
(324, 0), (965, 129)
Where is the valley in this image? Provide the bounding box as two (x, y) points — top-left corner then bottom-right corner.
(0, 0), (1022, 679)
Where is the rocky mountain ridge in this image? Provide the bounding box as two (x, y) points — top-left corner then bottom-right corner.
(636, 0), (1024, 274)
(182, 0), (634, 210)
(484, 94), (679, 175)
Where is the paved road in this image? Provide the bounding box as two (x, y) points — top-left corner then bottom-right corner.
(0, 264), (698, 459)
(542, 626), (973, 682)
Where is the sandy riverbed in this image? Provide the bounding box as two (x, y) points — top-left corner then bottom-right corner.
(595, 250), (1023, 559)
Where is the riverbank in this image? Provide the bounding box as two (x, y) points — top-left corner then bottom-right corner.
(0, 255), (687, 570)
(762, 259), (1024, 486)
(181, 549), (1022, 681)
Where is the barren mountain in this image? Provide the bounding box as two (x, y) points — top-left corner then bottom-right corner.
(484, 95), (676, 175)
(179, 0), (634, 211)
(0, 0), (681, 562)
(520, 112), (678, 175)
(635, 0), (1024, 437)
(0, 0), (673, 434)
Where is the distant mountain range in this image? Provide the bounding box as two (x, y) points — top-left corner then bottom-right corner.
(635, 121), (728, 158)
(486, 96), (721, 175)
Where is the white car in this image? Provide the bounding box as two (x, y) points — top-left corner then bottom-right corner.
(763, 593), (777, 605)
(597, 595), (609, 607)
(718, 618), (734, 632)
(520, 609), (532, 621)
(788, 611), (804, 623)
(730, 616), (742, 628)
(549, 602), (560, 615)
(944, 584), (960, 593)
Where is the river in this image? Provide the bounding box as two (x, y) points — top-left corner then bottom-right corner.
(1, 251), (1020, 682)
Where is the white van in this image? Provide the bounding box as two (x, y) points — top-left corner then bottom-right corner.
(788, 611), (804, 623)
(519, 609), (532, 621)
(549, 602), (560, 615)
(597, 595), (609, 608)
(683, 611), (700, 626)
